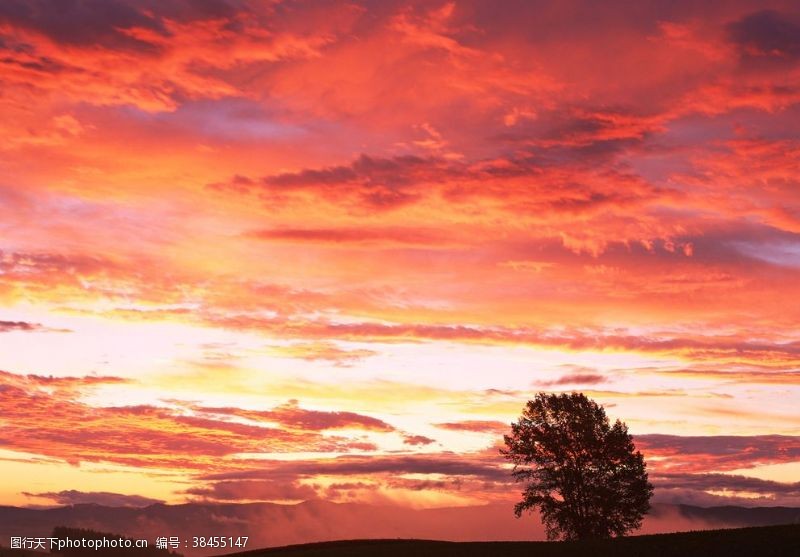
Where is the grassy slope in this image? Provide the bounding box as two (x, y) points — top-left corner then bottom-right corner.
(220, 524), (800, 557)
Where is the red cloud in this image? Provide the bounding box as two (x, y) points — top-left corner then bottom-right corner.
(537, 373), (609, 387)
(402, 434), (436, 446)
(0, 369), (128, 391)
(649, 471), (800, 507)
(200, 453), (510, 483)
(209, 315), (800, 366)
(637, 434), (800, 472)
(0, 320), (46, 332)
(194, 400), (396, 433)
(0, 370), (382, 470)
(246, 227), (453, 247)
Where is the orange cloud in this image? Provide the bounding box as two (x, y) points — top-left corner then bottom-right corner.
(265, 342), (379, 366)
(433, 421), (509, 434)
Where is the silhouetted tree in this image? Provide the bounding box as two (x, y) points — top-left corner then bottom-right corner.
(501, 392), (653, 541)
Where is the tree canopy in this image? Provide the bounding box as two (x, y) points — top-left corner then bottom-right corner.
(501, 392), (653, 541)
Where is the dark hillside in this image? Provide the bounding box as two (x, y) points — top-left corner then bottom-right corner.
(219, 524), (800, 557)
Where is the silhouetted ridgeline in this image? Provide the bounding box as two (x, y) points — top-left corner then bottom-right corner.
(219, 525), (800, 557)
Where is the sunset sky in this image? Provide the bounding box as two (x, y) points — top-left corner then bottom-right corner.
(1, 0), (800, 513)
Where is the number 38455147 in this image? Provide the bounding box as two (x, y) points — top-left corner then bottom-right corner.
(191, 536), (248, 549)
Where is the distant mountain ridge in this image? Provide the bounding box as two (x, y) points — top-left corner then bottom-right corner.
(672, 504), (800, 526)
(1, 500), (798, 556)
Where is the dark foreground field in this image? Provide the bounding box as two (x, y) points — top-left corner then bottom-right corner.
(2, 524), (799, 557)
(221, 524), (800, 557)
